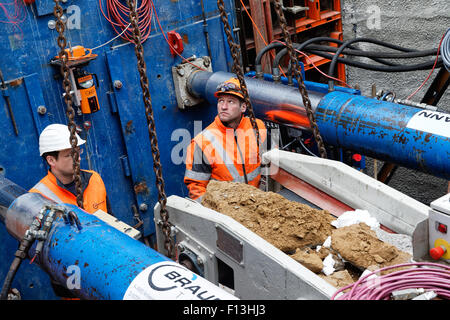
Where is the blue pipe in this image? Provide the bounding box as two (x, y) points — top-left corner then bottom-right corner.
(1, 180), (236, 300)
(315, 91), (450, 180)
(244, 71), (361, 95)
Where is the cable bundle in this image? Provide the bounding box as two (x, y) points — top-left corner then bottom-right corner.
(442, 28), (450, 71)
(332, 262), (450, 300)
(99, 0), (153, 44)
(0, 0), (27, 39)
(254, 34), (446, 98)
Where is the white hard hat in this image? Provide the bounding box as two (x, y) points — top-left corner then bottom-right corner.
(39, 124), (86, 156)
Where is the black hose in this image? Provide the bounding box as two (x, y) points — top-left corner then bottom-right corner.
(275, 37), (399, 79)
(267, 36), (440, 84)
(0, 257), (22, 300)
(254, 42), (286, 78)
(307, 49), (442, 72)
(0, 237), (34, 300)
(304, 44), (438, 59)
(327, 37), (424, 90)
(275, 37), (398, 72)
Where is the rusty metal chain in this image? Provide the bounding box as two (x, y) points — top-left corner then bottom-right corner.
(217, 0), (261, 156)
(53, 0), (84, 208)
(273, 1), (327, 159)
(126, 0), (173, 258)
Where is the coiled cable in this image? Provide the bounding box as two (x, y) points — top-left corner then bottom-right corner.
(441, 28), (450, 71)
(332, 262), (450, 300)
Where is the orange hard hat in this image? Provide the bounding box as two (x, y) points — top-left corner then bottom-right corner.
(214, 77), (244, 100)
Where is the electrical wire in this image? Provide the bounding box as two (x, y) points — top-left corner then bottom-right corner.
(265, 35), (442, 94)
(327, 37), (427, 90)
(0, 0), (27, 40)
(149, 0), (206, 71)
(97, 0), (206, 70)
(298, 49), (442, 72)
(238, 0), (287, 77)
(332, 262), (450, 300)
(304, 44), (438, 59)
(406, 31), (446, 100)
(297, 137), (318, 157)
(271, 39), (351, 88)
(442, 28), (450, 71)
(99, 0), (152, 44)
(91, 23), (131, 51)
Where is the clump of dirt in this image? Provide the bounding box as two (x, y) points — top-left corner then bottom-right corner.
(319, 270), (355, 288)
(202, 180), (335, 252)
(331, 223), (411, 271)
(202, 180), (411, 288)
(290, 247), (323, 273)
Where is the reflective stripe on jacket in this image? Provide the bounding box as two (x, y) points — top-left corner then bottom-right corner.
(29, 169), (108, 213)
(184, 115), (267, 200)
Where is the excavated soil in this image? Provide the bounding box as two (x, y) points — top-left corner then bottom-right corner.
(201, 180), (411, 288)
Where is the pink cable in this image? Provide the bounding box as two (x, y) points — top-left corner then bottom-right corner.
(332, 262), (450, 300)
(350, 267), (450, 300)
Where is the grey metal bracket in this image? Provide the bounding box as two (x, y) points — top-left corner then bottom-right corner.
(172, 56), (212, 110)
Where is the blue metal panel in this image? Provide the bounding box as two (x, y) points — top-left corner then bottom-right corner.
(36, 0), (75, 16)
(0, 0), (234, 299)
(105, 48), (157, 236)
(23, 74), (51, 136)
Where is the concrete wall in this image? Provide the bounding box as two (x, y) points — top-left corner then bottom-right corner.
(340, 0), (450, 205)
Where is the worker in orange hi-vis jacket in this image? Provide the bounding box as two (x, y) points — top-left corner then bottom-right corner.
(29, 123), (114, 300)
(29, 123), (112, 215)
(184, 77), (267, 201)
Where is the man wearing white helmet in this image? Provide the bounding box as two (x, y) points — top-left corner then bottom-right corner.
(30, 123), (111, 215)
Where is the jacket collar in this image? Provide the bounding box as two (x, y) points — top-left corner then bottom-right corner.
(47, 169), (91, 194)
(214, 114), (247, 132)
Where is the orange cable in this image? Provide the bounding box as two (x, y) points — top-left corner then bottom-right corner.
(238, 0), (287, 77)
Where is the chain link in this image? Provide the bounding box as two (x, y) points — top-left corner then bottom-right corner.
(53, 0), (84, 208)
(273, 1), (327, 159)
(217, 0), (261, 157)
(126, 0), (173, 259)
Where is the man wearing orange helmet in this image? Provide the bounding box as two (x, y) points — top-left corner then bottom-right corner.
(184, 77), (267, 201)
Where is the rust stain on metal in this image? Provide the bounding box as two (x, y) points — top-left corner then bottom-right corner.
(9, 78), (23, 87)
(125, 120), (134, 134)
(134, 181), (149, 194)
(424, 133), (432, 143)
(392, 133), (408, 144)
(182, 34), (189, 44)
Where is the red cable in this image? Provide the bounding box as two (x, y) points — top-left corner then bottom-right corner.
(0, 0), (26, 39)
(406, 31), (446, 100)
(99, 0), (152, 44)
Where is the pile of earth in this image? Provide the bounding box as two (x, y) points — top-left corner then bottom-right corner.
(201, 180), (411, 288)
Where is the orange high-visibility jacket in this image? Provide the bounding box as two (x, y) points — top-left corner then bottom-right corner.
(29, 169), (108, 213)
(184, 115), (267, 200)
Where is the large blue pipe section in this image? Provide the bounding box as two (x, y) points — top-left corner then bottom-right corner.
(0, 177), (236, 300)
(315, 91), (450, 180)
(188, 71), (450, 180)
